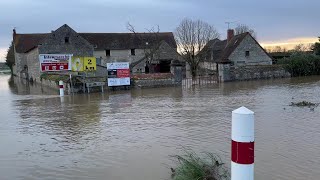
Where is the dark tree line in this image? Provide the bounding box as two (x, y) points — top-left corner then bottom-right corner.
(5, 41), (15, 74)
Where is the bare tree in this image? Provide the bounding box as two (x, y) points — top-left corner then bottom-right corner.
(127, 22), (162, 73)
(273, 46), (283, 53)
(175, 18), (219, 77)
(235, 24), (256, 38)
(292, 43), (313, 53)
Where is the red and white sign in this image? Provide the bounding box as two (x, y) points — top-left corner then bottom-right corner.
(39, 54), (73, 72)
(107, 62), (130, 86)
(117, 69), (130, 78)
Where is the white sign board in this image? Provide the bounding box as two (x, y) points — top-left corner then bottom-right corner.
(39, 54), (73, 72)
(107, 62), (130, 87)
(107, 62), (130, 70)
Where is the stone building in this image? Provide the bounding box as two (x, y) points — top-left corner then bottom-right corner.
(198, 29), (273, 72)
(12, 24), (182, 82)
(197, 29), (283, 82)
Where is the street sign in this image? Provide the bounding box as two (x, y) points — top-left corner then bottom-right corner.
(84, 57), (96, 71)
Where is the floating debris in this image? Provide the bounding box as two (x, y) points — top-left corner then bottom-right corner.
(290, 101), (319, 108)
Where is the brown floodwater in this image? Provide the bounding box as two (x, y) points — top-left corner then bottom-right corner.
(0, 74), (320, 180)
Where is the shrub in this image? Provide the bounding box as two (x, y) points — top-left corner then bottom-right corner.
(171, 151), (230, 180)
(278, 54), (320, 77)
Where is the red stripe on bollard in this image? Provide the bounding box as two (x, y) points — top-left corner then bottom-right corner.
(231, 140), (254, 164)
(59, 85), (64, 88)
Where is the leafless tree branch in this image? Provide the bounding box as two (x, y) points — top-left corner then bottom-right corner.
(175, 18), (219, 77)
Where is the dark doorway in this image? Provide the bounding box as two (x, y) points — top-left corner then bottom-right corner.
(159, 60), (171, 73)
(145, 65), (149, 73)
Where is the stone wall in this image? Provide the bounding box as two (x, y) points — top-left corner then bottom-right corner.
(97, 41), (182, 74)
(131, 72), (181, 88)
(96, 65), (108, 77)
(38, 24), (93, 57)
(97, 49), (146, 74)
(229, 35), (272, 66)
(26, 48), (41, 82)
(14, 52), (27, 77)
(218, 64), (291, 82)
(12, 65), (17, 76)
(133, 78), (178, 88)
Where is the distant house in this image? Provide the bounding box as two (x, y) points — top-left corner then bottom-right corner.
(13, 24), (182, 82)
(198, 29), (273, 73)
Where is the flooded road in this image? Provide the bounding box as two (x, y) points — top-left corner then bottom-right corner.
(1, 74), (320, 180)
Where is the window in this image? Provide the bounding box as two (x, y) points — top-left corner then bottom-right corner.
(131, 49), (136, 56)
(105, 49), (110, 56)
(245, 51), (250, 57)
(96, 57), (101, 65)
(64, 37), (69, 43)
(237, 61), (245, 64)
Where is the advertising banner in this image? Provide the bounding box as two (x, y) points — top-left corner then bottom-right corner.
(39, 54), (73, 72)
(107, 62), (130, 86)
(71, 57), (84, 72)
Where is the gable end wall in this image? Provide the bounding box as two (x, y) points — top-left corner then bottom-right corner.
(229, 35), (272, 66)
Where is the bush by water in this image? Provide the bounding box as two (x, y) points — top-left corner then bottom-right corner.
(278, 54), (320, 77)
(171, 151), (230, 180)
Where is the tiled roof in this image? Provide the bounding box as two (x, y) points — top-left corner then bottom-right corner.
(198, 32), (249, 63)
(14, 32), (177, 53)
(79, 32), (177, 50)
(14, 34), (48, 53)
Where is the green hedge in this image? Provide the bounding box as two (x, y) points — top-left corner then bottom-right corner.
(278, 54), (320, 77)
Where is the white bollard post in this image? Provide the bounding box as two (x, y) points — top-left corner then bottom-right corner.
(59, 80), (64, 97)
(231, 106), (254, 180)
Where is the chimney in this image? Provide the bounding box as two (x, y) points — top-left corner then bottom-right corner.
(227, 29), (234, 43)
(13, 28), (16, 38)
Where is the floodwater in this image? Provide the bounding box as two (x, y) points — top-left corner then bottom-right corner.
(1, 74), (320, 180)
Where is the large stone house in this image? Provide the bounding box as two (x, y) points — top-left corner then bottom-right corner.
(13, 24), (182, 82)
(198, 29), (273, 73)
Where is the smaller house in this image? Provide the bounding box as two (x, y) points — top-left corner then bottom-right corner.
(198, 29), (273, 73)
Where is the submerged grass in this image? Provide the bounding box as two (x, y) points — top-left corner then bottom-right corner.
(171, 151), (230, 180)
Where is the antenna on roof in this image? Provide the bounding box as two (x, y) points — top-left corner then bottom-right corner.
(225, 21), (237, 29)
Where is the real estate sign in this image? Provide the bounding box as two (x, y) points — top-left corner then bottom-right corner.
(107, 62), (130, 86)
(39, 54), (73, 72)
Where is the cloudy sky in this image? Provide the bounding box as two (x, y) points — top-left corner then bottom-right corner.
(0, 0), (319, 61)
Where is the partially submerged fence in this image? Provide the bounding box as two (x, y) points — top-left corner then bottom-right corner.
(182, 76), (218, 88)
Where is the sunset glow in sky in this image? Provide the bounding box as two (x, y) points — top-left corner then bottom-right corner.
(0, 0), (319, 61)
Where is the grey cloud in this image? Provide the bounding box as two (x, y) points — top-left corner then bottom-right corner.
(1, 0), (319, 60)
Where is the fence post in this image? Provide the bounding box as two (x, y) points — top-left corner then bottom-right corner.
(59, 80), (64, 97)
(231, 106), (254, 180)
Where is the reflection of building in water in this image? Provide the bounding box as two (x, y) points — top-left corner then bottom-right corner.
(15, 94), (102, 145)
(8, 76), (57, 95)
